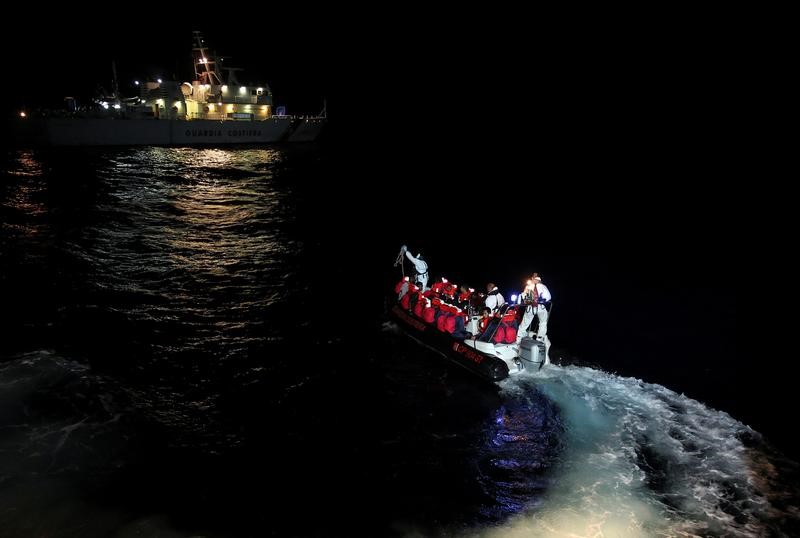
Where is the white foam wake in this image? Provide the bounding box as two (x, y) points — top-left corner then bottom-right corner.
(465, 365), (795, 537)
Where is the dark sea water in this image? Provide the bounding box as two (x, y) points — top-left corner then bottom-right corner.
(0, 146), (796, 537)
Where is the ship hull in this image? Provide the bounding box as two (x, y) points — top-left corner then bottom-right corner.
(19, 117), (323, 146)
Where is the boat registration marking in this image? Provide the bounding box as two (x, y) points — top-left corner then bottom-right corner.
(452, 343), (484, 364)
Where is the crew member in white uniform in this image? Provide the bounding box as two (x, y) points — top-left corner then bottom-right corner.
(401, 245), (429, 291)
(484, 283), (505, 312)
(530, 275), (552, 341)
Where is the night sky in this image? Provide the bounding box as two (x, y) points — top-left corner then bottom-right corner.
(4, 23), (330, 115)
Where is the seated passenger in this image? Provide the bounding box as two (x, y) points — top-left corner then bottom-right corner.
(431, 277), (448, 295)
(477, 307), (501, 342)
(451, 309), (471, 340)
(395, 276), (410, 300)
(422, 300), (436, 323)
(442, 280), (457, 301)
(457, 285), (474, 310)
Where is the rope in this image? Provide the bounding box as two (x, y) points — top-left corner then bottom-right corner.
(394, 249), (405, 278)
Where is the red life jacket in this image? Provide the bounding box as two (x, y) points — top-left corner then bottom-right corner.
(442, 283), (457, 299)
(422, 306), (436, 323)
(413, 301), (425, 318)
(504, 326), (517, 343)
(400, 293), (412, 310)
(492, 326), (506, 344)
(501, 307), (518, 324)
(444, 315), (456, 333)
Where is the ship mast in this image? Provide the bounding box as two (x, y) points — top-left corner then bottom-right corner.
(111, 60), (120, 101)
(192, 31), (222, 86)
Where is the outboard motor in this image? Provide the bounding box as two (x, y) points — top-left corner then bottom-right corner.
(519, 336), (546, 368)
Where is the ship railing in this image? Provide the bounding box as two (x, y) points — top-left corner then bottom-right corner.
(188, 112), (227, 121)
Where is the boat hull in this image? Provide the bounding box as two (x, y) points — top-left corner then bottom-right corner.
(14, 117), (324, 146)
(388, 304), (510, 383)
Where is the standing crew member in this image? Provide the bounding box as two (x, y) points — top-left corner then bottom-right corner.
(484, 282), (505, 313)
(531, 275), (552, 342)
(400, 245), (429, 291)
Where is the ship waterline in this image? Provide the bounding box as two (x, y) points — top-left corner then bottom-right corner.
(19, 117), (324, 146)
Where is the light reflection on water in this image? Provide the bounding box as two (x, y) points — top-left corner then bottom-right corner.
(2, 146), (313, 378)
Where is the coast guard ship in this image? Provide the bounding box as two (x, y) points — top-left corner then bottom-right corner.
(15, 31), (325, 146)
